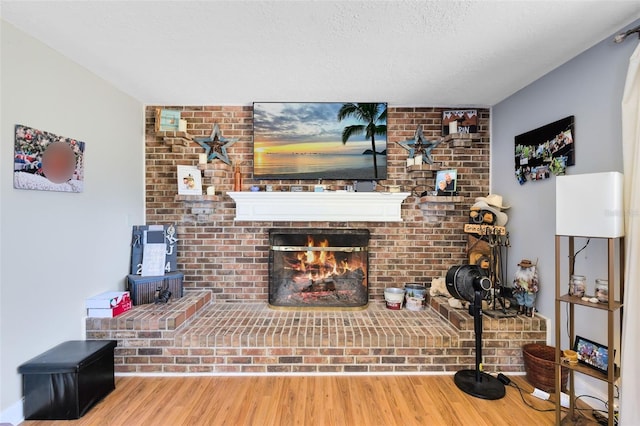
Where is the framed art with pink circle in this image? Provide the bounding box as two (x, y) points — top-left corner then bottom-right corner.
(13, 124), (86, 193)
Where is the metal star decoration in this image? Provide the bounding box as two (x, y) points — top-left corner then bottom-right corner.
(397, 125), (443, 164)
(194, 124), (238, 165)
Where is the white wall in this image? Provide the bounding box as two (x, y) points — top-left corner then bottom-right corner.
(492, 20), (639, 404)
(0, 21), (145, 423)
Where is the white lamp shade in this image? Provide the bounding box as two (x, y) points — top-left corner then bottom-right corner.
(556, 172), (624, 238)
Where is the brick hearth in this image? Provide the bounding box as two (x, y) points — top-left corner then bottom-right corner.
(86, 292), (546, 374)
(104, 105), (546, 375)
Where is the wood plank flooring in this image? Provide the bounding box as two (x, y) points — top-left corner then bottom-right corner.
(21, 375), (594, 425)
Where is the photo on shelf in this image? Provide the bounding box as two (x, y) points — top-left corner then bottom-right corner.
(441, 110), (478, 136)
(435, 169), (457, 195)
(155, 108), (181, 132)
(573, 335), (612, 374)
(176, 165), (202, 196)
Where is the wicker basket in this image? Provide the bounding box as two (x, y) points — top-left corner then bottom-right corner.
(522, 343), (568, 393)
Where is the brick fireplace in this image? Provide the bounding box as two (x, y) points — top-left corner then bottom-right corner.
(144, 105), (492, 303)
(83, 105), (547, 374)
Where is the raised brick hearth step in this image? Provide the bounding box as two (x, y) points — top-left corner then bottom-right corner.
(86, 291), (546, 374)
(173, 302), (461, 349)
(86, 290), (211, 331)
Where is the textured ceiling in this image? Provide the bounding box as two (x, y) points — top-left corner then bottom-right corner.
(2, 1), (640, 106)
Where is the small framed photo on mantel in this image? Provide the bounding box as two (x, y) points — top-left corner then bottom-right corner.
(435, 169), (457, 195)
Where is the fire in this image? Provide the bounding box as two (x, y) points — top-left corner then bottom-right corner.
(270, 229), (370, 307)
(288, 235), (364, 283)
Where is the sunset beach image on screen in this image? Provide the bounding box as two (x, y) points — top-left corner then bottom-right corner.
(253, 102), (387, 180)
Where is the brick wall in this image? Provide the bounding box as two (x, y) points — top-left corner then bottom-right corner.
(144, 105), (490, 301)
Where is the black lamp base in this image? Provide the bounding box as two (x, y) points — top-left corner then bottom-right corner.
(454, 369), (506, 400)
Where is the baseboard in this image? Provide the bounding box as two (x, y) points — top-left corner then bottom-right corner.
(574, 378), (609, 413)
(115, 371), (458, 378)
(0, 398), (24, 426)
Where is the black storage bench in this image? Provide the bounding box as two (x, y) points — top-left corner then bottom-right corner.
(18, 340), (117, 420)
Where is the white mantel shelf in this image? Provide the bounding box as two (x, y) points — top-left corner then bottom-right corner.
(227, 191), (411, 222)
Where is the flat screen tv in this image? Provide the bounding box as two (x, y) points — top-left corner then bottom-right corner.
(253, 102), (387, 180)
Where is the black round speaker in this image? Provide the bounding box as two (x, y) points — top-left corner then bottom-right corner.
(446, 265), (491, 302)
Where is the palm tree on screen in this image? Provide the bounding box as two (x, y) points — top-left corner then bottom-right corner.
(337, 103), (387, 179)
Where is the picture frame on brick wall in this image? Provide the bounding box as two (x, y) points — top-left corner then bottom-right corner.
(435, 169), (457, 195)
(442, 110), (478, 136)
(177, 165), (202, 195)
(155, 108), (181, 132)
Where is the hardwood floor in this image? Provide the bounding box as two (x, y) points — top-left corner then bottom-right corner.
(21, 374), (589, 425)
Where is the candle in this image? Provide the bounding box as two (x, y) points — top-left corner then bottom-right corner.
(198, 153), (207, 164)
(179, 119), (187, 132)
(414, 154), (423, 165)
(449, 121), (458, 135)
(206, 186), (215, 195)
(406, 158), (414, 167)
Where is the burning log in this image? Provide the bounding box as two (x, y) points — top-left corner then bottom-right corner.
(302, 278), (336, 293)
(299, 289), (357, 302)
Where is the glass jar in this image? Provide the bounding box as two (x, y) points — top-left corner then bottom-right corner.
(569, 275), (586, 297)
(595, 279), (609, 303)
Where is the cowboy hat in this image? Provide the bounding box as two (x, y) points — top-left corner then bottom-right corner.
(518, 259), (534, 268)
(471, 201), (509, 226)
(475, 194), (510, 210)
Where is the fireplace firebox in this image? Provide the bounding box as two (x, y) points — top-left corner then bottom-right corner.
(269, 229), (370, 309)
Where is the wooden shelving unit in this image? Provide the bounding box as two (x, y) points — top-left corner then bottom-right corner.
(554, 235), (624, 426)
